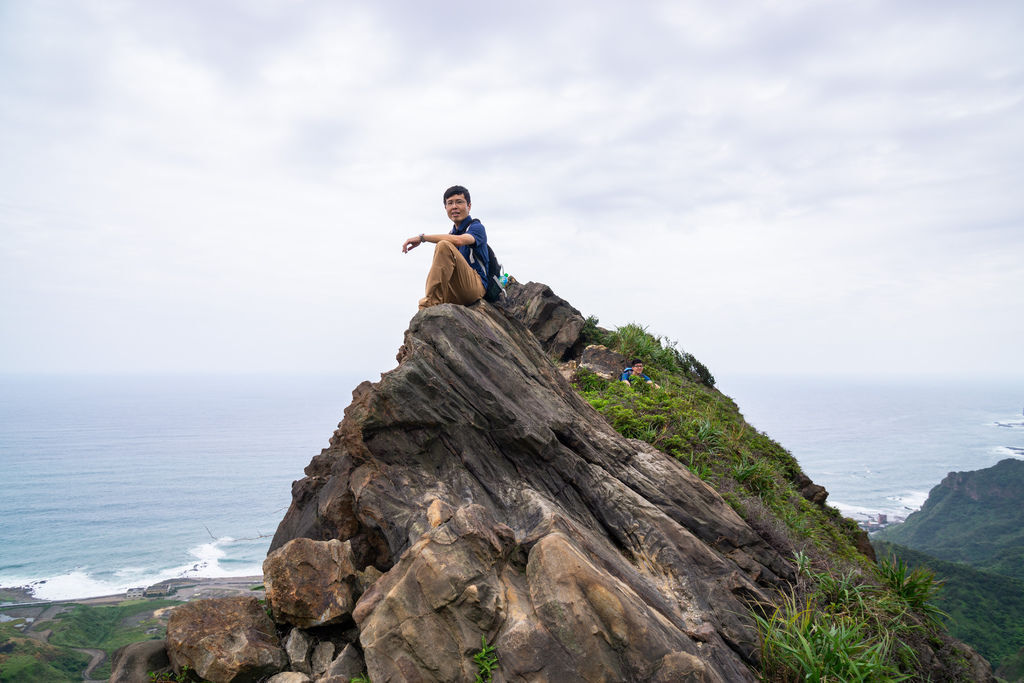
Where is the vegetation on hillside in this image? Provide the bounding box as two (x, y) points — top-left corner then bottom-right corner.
(0, 621), (90, 682)
(998, 646), (1024, 683)
(572, 321), (975, 681)
(0, 600), (179, 682)
(875, 539), (1024, 674)
(47, 600), (178, 680)
(874, 458), (1024, 581)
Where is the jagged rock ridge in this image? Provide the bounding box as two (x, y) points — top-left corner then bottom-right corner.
(131, 282), (992, 682)
(263, 292), (796, 682)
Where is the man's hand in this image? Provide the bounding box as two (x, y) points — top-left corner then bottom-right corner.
(402, 235), (424, 253)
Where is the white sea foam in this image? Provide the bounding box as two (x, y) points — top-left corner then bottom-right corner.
(889, 490), (930, 511)
(10, 570), (126, 602)
(2, 537), (264, 601)
(831, 489), (928, 522)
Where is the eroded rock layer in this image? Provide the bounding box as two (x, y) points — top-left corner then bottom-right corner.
(270, 301), (795, 682)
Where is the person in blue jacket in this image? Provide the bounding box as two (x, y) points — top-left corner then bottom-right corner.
(620, 359), (659, 388)
(402, 185), (489, 310)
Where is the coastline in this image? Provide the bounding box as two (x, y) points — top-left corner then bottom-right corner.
(0, 574), (264, 607)
(0, 575), (265, 681)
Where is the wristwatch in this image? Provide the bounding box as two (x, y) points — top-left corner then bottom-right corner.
(419, 233), (425, 244)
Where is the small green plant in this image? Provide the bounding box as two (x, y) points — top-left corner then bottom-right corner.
(472, 634), (499, 683)
(684, 452), (712, 480)
(877, 557), (947, 626)
(694, 419), (724, 453)
(731, 456), (776, 496)
(148, 665), (193, 682)
(350, 674), (371, 683)
(793, 549), (812, 578)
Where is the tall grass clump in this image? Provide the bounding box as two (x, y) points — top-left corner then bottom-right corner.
(876, 557), (947, 626)
(754, 593), (908, 682)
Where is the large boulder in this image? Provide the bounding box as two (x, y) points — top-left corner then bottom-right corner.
(264, 537), (358, 629)
(501, 280), (587, 360)
(579, 344), (628, 379)
(166, 596), (286, 683)
(270, 300), (795, 681)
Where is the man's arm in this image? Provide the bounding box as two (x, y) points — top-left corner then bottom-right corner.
(402, 232), (475, 253)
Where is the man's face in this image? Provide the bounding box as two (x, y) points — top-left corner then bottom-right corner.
(632, 363), (644, 375)
(445, 194), (470, 223)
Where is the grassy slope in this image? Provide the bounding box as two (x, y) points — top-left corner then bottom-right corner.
(0, 622), (90, 683)
(573, 321), (976, 681)
(875, 540), (1024, 675)
(574, 322), (866, 564)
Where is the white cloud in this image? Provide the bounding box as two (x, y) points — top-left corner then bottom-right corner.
(1, 0), (1022, 378)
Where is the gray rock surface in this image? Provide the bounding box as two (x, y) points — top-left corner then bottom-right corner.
(270, 300), (794, 681)
(284, 628), (312, 674)
(321, 643), (365, 682)
(311, 641), (335, 677)
(266, 673), (312, 683)
(579, 344), (629, 379)
(500, 280), (587, 359)
(109, 639), (170, 683)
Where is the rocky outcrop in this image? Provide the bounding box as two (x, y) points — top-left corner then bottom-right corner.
(166, 596), (286, 682)
(159, 281), (997, 681)
(266, 299), (794, 681)
(500, 280), (587, 360)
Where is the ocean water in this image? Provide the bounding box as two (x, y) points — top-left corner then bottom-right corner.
(718, 374), (1024, 522)
(0, 373), (361, 601)
(2, 372), (1021, 601)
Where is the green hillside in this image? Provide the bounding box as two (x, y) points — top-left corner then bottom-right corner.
(875, 458), (1024, 580)
(874, 540), (1024, 675)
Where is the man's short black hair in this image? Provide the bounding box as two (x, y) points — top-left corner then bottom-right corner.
(631, 359), (644, 367)
(443, 185), (471, 204)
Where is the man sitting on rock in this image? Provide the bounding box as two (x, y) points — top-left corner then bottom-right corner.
(402, 185), (489, 310)
(621, 359), (660, 388)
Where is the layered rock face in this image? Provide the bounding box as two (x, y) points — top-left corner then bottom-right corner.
(267, 298), (795, 682)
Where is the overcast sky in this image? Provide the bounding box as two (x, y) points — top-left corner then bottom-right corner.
(2, 0), (1022, 383)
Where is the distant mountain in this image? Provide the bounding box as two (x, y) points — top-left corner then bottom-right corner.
(874, 540), (1024, 675)
(875, 457), (1024, 579)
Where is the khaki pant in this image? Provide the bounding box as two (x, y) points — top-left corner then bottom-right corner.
(419, 241), (486, 309)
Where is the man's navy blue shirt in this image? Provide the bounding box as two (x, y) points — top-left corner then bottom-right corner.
(451, 216), (488, 289)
